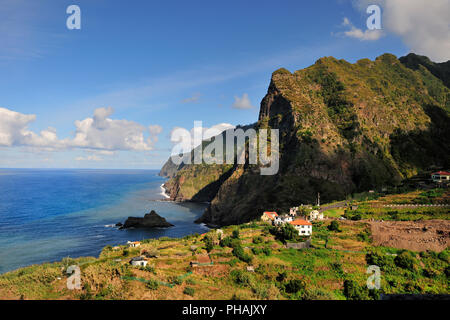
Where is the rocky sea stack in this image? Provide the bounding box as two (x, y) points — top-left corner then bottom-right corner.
(121, 210), (174, 229)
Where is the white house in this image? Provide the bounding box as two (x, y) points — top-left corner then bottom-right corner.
(127, 241), (141, 248)
(274, 215), (293, 226)
(130, 256), (148, 267)
(309, 210), (324, 221)
(290, 219), (313, 236)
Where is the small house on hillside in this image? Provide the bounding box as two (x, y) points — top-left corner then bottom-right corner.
(289, 207), (298, 216)
(130, 256), (148, 267)
(290, 219), (312, 236)
(127, 241), (141, 248)
(431, 171), (450, 183)
(261, 212), (278, 222)
(309, 210), (324, 221)
(274, 215), (293, 226)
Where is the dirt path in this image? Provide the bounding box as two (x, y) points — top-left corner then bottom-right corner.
(368, 219), (450, 252)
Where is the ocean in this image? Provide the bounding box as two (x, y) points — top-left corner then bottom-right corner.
(0, 169), (209, 274)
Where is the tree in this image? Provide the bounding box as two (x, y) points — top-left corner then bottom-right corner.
(328, 221), (341, 232)
(203, 236), (214, 253)
(271, 223), (300, 243)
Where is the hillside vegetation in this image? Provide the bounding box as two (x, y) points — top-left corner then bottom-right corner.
(1, 218), (448, 300)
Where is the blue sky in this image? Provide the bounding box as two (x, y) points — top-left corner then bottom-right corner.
(0, 0), (447, 169)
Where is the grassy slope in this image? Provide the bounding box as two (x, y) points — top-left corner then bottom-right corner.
(1, 216), (448, 300)
(338, 188), (450, 221)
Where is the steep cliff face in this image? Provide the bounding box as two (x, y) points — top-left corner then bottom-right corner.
(161, 53), (450, 226)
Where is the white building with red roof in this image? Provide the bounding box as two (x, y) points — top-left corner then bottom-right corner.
(290, 219), (313, 236)
(261, 211), (278, 222)
(431, 171), (450, 183)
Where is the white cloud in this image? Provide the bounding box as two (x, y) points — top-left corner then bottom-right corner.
(232, 93), (256, 109)
(0, 106), (162, 152)
(383, 0), (450, 62)
(0, 107), (63, 148)
(341, 17), (384, 41)
(70, 107), (160, 151)
(352, 0), (450, 62)
(170, 123), (235, 154)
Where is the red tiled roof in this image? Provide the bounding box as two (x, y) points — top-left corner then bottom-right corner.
(432, 171), (450, 176)
(290, 219), (312, 226)
(263, 212), (278, 219)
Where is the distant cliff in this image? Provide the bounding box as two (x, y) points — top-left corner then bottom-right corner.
(160, 53), (450, 226)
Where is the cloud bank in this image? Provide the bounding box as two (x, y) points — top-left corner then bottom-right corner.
(351, 0), (450, 62)
(383, 0), (450, 62)
(0, 107), (161, 152)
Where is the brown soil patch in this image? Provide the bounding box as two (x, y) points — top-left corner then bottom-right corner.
(369, 219), (450, 252)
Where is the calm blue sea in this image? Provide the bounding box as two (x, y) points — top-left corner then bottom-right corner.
(0, 169), (209, 274)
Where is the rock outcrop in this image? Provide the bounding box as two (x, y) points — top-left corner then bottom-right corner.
(121, 210), (174, 229)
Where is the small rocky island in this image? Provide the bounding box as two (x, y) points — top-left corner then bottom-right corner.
(119, 210), (174, 229)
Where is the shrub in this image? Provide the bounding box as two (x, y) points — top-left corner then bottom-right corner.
(302, 288), (335, 300)
(230, 239), (241, 249)
(251, 282), (269, 299)
(284, 279), (306, 294)
(253, 236), (263, 244)
(394, 252), (416, 271)
(146, 279), (159, 290)
(357, 232), (370, 243)
(219, 236), (232, 248)
(444, 266), (450, 278)
(168, 276), (183, 285)
(232, 229), (240, 239)
(232, 245), (252, 263)
(141, 265), (156, 274)
(262, 247), (272, 256)
(230, 269), (251, 286)
(330, 262), (345, 278)
(276, 271), (287, 282)
(366, 251), (394, 271)
(328, 221), (341, 232)
(422, 268), (439, 278)
(343, 279), (369, 300)
(252, 247), (262, 255)
(122, 249), (129, 257)
(183, 287), (195, 296)
(438, 250), (449, 263)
